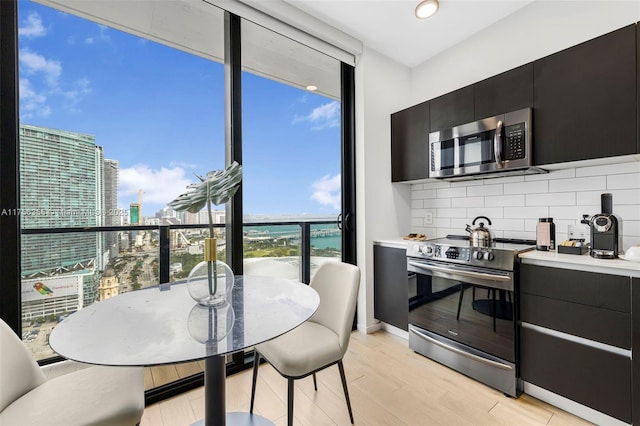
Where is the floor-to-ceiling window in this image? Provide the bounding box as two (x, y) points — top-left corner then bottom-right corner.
(241, 18), (343, 281)
(1, 0), (355, 403)
(15, 1), (226, 395)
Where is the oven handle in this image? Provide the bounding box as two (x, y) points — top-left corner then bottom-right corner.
(407, 260), (511, 282)
(409, 326), (513, 371)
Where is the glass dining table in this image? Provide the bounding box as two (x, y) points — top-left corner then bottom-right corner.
(49, 275), (320, 426)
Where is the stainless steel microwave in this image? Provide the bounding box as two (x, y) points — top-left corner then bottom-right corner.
(429, 108), (545, 180)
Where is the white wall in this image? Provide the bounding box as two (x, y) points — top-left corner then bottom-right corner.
(355, 47), (411, 333)
(403, 1), (640, 250)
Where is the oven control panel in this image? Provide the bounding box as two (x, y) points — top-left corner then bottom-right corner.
(407, 242), (514, 270)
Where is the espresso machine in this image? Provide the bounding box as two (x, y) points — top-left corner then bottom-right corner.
(590, 193), (622, 259)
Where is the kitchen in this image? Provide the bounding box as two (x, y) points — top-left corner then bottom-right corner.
(365, 1), (640, 425)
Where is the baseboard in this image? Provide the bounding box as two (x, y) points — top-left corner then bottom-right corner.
(380, 323), (408, 340)
(357, 321), (381, 334)
(523, 382), (629, 426)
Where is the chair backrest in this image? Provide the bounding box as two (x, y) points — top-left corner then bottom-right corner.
(309, 261), (361, 355)
(0, 319), (46, 412)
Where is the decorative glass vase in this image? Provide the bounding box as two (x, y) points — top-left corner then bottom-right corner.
(187, 300), (235, 344)
(187, 238), (234, 306)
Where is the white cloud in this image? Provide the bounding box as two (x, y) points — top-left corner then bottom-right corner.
(19, 78), (50, 119)
(293, 101), (340, 130)
(19, 48), (62, 87)
(311, 174), (341, 210)
(19, 12), (47, 39)
(119, 164), (193, 207)
(18, 48), (92, 117)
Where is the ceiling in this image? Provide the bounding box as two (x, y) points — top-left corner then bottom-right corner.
(284, 0), (535, 68)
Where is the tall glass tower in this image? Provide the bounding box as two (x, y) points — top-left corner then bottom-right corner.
(20, 124), (104, 307)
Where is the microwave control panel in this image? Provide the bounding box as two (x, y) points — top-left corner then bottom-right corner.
(503, 122), (526, 161)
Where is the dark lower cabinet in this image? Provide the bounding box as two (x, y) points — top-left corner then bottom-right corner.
(519, 264), (632, 423)
(391, 101), (430, 182)
(373, 245), (408, 331)
(533, 24), (637, 165)
(520, 327), (631, 423)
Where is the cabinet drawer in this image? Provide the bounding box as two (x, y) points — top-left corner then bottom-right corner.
(521, 293), (630, 348)
(520, 264), (630, 312)
(521, 327), (631, 423)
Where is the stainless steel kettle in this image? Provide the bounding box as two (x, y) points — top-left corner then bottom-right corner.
(465, 216), (493, 247)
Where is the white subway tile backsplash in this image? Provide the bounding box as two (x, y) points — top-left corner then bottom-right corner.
(437, 187), (467, 198)
(503, 180), (548, 195)
(485, 195), (525, 207)
(409, 162), (640, 245)
(504, 206), (549, 219)
(425, 198), (452, 208)
(610, 189), (640, 205)
(437, 208), (467, 218)
(452, 197), (484, 208)
(490, 218), (524, 231)
(623, 221), (640, 236)
(423, 180), (452, 190)
(549, 206), (592, 220)
(526, 192), (575, 206)
(608, 173), (640, 190)
(412, 189), (437, 199)
(576, 160), (640, 177)
(575, 190), (604, 207)
(467, 207), (504, 220)
(549, 176), (606, 192)
(473, 184), (503, 196)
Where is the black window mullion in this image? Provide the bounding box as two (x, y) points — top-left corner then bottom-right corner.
(0, 0), (21, 334)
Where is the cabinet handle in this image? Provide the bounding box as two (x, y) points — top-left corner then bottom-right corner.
(494, 120), (503, 168)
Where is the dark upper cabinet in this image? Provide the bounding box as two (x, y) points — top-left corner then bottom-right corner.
(533, 24), (637, 166)
(429, 85), (474, 133)
(391, 101), (430, 182)
(473, 63), (533, 120)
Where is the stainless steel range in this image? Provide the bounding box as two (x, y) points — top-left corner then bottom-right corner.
(406, 235), (534, 397)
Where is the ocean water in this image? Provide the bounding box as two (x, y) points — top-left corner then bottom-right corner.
(243, 223), (341, 251)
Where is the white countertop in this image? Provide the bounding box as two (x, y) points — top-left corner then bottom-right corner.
(519, 250), (640, 278)
(374, 238), (640, 277)
(373, 239), (410, 250)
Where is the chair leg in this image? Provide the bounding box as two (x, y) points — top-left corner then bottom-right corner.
(313, 373), (318, 391)
(338, 360), (354, 424)
(456, 283), (464, 320)
(287, 378), (295, 426)
(250, 352), (260, 414)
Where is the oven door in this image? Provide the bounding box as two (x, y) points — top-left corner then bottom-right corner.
(407, 258), (516, 363)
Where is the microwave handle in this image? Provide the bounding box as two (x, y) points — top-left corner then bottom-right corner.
(494, 120), (503, 168)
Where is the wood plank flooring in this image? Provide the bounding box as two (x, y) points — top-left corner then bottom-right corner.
(141, 330), (593, 425)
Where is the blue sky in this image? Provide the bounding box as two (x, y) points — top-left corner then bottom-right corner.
(17, 1), (342, 217)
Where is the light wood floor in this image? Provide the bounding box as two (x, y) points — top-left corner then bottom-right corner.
(140, 330), (592, 426)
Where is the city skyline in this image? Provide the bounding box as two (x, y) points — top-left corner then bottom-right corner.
(17, 1), (342, 217)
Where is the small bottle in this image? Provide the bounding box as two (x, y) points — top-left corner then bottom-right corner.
(536, 218), (555, 251)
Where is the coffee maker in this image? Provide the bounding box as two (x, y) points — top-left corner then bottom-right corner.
(590, 193), (622, 259)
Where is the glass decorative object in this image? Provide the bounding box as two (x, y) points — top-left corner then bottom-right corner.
(187, 238), (234, 306)
(187, 299), (235, 344)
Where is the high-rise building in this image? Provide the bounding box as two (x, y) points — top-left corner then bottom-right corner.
(20, 124), (104, 309)
(103, 159), (120, 258)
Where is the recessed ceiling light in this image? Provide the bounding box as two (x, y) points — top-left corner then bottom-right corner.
(415, 0), (439, 19)
(306, 85), (318, 91)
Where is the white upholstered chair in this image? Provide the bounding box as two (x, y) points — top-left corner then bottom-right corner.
(0, 319), (145, 426)
(250, 261), (361, 425)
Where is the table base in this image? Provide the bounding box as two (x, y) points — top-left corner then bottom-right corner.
(192, 413), (273, 426)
